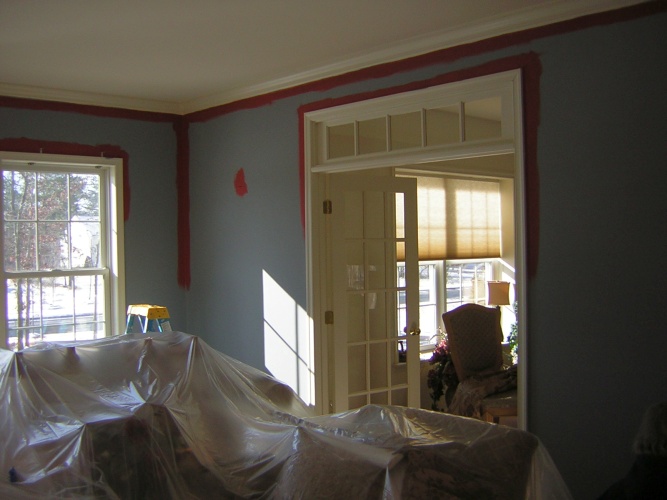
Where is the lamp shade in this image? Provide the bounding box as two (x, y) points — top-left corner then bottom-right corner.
(487, 281), (511, 306)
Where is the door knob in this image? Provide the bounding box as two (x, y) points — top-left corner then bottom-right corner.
(406, 322), (421, 336)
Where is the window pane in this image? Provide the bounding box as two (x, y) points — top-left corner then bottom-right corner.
(71, 221), (101, 268)
(446, 261), (491, 310)
(70, 174), (102, 268)
(425, 106), (460, 146)
(390, 111), (421, 150)
(328, 123), (355, 159)
(4, 221), (36, 271)
(71, 275), (106, 339)
(5, 275), (106, 350)
(6, 278), (41, 350)
(38, 221), (68, 270)
(358, 117), (386, 155)
(3, 170), (36, 221)
(70, 173), (100, 220)
(464, 97), (502, 141)
(37, 172), (68, 220)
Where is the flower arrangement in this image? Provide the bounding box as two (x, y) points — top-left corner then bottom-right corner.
(426, 336), (458, 411)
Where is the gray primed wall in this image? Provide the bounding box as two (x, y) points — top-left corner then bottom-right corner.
(187, 102), (305, 367)
(0, 108), (186, 331)
(186, 11), (667, 499)
(530, 13), (667, 497)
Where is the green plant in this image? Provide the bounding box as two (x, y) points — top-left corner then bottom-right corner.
(506, 300), (518, 363)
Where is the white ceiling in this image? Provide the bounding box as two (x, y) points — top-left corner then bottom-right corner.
(0, 0), (643, 114)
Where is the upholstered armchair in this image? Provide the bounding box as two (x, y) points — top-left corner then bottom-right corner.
(442, 303), (517, 424)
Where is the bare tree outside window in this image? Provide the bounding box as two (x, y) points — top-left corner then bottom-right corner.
(3, 169), (105, 350)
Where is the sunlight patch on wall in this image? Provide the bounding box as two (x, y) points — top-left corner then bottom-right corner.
(262, 270), (314, 406)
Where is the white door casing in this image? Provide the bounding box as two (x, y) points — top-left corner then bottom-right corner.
(304, 69), (526, 425)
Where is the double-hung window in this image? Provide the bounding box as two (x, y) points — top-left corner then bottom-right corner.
(0, 153), (125, 350)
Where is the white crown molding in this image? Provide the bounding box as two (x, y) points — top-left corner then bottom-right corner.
(0, 82), (182, 115)
(1, 0), (646, 116)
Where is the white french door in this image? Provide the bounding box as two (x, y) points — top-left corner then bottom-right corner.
(329, 173), (420, 412)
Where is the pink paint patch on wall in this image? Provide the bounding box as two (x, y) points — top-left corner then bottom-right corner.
(234, 168), (248, 196)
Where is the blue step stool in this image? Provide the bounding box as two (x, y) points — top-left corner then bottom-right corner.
(125, 304), (172, 333)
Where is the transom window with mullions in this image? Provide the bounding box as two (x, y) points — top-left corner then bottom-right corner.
(0, 153), (125, 351)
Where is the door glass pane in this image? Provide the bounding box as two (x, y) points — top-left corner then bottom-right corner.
(391, 387), (408, 406)
(366, 240), (386, 290)
(396, 289), (406, 339)
(397, 339), (407, 363)
(363, 191), (385, 239)
(391, 353), (407, 383)
(345, 241), (364, 290)
(391, 339), (408, 378)
(347, 293), (366, 342)
(395, 193), (405, 239)
(358, 117), (386, 155)
(343, 191), (363, 238)
(348, 344), (367, 393)
(348, 395), (367, 410)
(426, 105), (460, 145)
(369, 342), (387, 389)
(464, 97), (502, 141)
(417, 263), (438, 351)
(395, 241), (405, 263)
(368, 291), (387, 340)
(396, 264), (407, 338)
(328, 123), (355, 159)
(390, 111), (422, 150)
(370, 392), (388, 405)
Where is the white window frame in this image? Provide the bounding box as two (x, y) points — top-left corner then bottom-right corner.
(399, 258), (498, 357)
(0, 152), (125, 349)
(443, 258), (496, 312)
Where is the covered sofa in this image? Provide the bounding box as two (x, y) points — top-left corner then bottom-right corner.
(0, 331), (571, 498)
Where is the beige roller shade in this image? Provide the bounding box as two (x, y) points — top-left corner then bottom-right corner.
(397, 176), (501, 261)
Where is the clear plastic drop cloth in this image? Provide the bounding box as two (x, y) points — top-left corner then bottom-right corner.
(0, 331), (572, 499)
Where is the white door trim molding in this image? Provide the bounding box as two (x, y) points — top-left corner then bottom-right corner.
(304, 69), (527, 427)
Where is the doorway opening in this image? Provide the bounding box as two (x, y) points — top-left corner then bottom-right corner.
(303, 70), (527, 428)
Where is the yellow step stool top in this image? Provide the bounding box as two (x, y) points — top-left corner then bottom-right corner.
(126, 304), (170, 320)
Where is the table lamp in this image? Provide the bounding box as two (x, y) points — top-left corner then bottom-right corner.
(487, 281), (510, 310)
